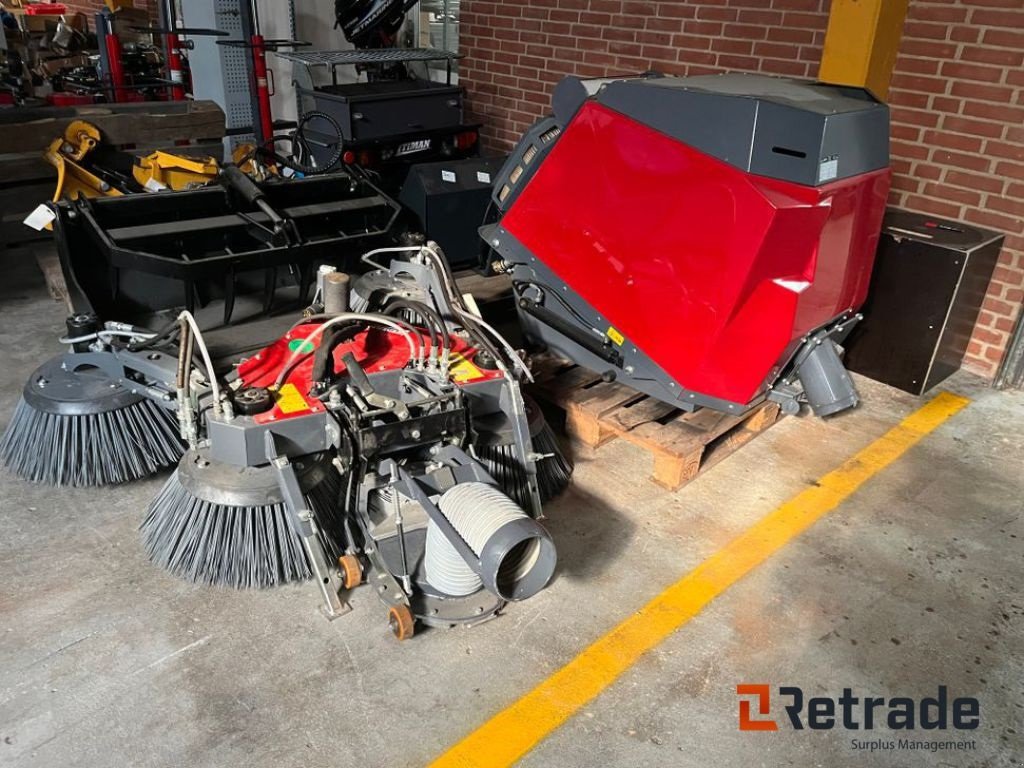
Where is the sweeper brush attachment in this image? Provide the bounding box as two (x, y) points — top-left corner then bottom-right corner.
(141, 449), (345, 589)
(476, 396), (573, 508)
(0, 355), (182, 487)
(487, 73), (891, 419)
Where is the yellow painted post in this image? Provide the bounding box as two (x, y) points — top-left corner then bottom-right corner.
(818, 0), (909, 101)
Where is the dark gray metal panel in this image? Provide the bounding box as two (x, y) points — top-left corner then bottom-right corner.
(552, 76), (590, 125)
(748, 100), (889, 186)
(598, 79), (759, 170)
(207, 412), (332, 467)
(595, 73), (889, 186)
(748, 99), (826, 185)
(489, 117), (563, 212)
(552, 73), (664, 124)
(819, 107), (890, 185)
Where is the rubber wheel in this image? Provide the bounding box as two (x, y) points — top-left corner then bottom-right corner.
(338, 554), (363, 590)
(388, 604), (415, 641)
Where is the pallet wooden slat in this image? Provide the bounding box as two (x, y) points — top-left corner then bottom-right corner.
(0, 101), (226, 154)
(32, 244), (70, 307)
(607, 396), (677, 431)
(529, 357), (783, 491)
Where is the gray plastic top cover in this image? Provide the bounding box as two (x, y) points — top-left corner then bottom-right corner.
(566, 73), (890, 187)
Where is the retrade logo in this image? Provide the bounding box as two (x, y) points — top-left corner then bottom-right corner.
(737, 684), (777, 731)
(736, 685), (980, 732)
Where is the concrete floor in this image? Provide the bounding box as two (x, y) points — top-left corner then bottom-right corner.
(1, 249), (1021, 768)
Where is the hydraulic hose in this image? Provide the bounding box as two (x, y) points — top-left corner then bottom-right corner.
(384, 299), (447, 354)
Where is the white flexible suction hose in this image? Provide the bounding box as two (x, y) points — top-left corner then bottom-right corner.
(424, 482), (553, 600)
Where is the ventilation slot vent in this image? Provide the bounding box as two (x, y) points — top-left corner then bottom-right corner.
(771, 146), (807, 158)
(540, 126), (562, 143)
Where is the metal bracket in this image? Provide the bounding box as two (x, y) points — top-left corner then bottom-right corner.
(265, 432), (350, 620)
(378, 446), (500, 580)
(341, 352), (411, 420)
(501, 381), (543, 518)
(767, 382), (803, 416)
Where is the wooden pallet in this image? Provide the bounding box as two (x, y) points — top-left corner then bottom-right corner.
(531, 360), (782, 491)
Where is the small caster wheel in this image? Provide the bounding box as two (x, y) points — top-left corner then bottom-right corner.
(337, 554), (363, 590)
(780, 398), (802, 416)
(388, 604), (415, 641)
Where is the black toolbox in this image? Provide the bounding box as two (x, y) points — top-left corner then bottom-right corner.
(845, 208), (1004, 394)
(298, 79), (464, 143)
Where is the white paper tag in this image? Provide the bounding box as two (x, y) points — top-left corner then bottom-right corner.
(23, 204), (56, 231)
(818, 155), (838, 183)
(441, 170), (456, 183)
(476, 171), (491, 184)
(144, 177), (168, 192)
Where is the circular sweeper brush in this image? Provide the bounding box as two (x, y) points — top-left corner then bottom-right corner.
(0, 355), (183, 487)
(141, 448), (345, 589)
(476, 396), (573, 508)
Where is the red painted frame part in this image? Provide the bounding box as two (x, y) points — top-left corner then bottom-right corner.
(501, 101), (890, 404)
(236, 324), (503, 423)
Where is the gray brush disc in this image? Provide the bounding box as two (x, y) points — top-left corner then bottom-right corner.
(141, 449), (346, 589)
(350, 269), (428, 313)
(476, 396), (574, 507)
(0, 355), (183, 487)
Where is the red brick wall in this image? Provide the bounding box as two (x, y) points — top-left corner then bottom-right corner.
(461, 0), (829, 149)
(886, 1), (1023, 378)
(460, 0), (1024, 379)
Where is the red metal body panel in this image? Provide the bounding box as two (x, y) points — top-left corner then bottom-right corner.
(236, 324), (502, 423)
(501, 102), (890, 404)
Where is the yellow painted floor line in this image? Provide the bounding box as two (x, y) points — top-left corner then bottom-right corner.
(430, 391), (970, 768)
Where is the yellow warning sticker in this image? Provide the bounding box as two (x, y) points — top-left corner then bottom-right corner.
(449, 351), (484, 383)
(606, 326), (625, 347)
(275, 382), (310, 414)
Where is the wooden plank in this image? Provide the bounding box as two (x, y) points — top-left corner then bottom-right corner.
(564, 383), (639, 448)
(0, 100), (215, 124)
(130, 140), (228, 158)
(0, 101), (226, 154)
(651, 447), (704, 490)
(0, 182), (56, 212)
(743, 401), (781, 433)
(0, 152), (54, 181)
(529, 353), (782, 489)
(674, 407), (730, 433)
(697, 403), (781, 475)
(536, 366), (603, 400)
(455, 270), (512, 303)
(31, 244), (71, 309)
(531, 360), (575, 386)
(606, 396), (677, 432)
(570, 380), (639, 411)
(0, 220), (48, 248)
